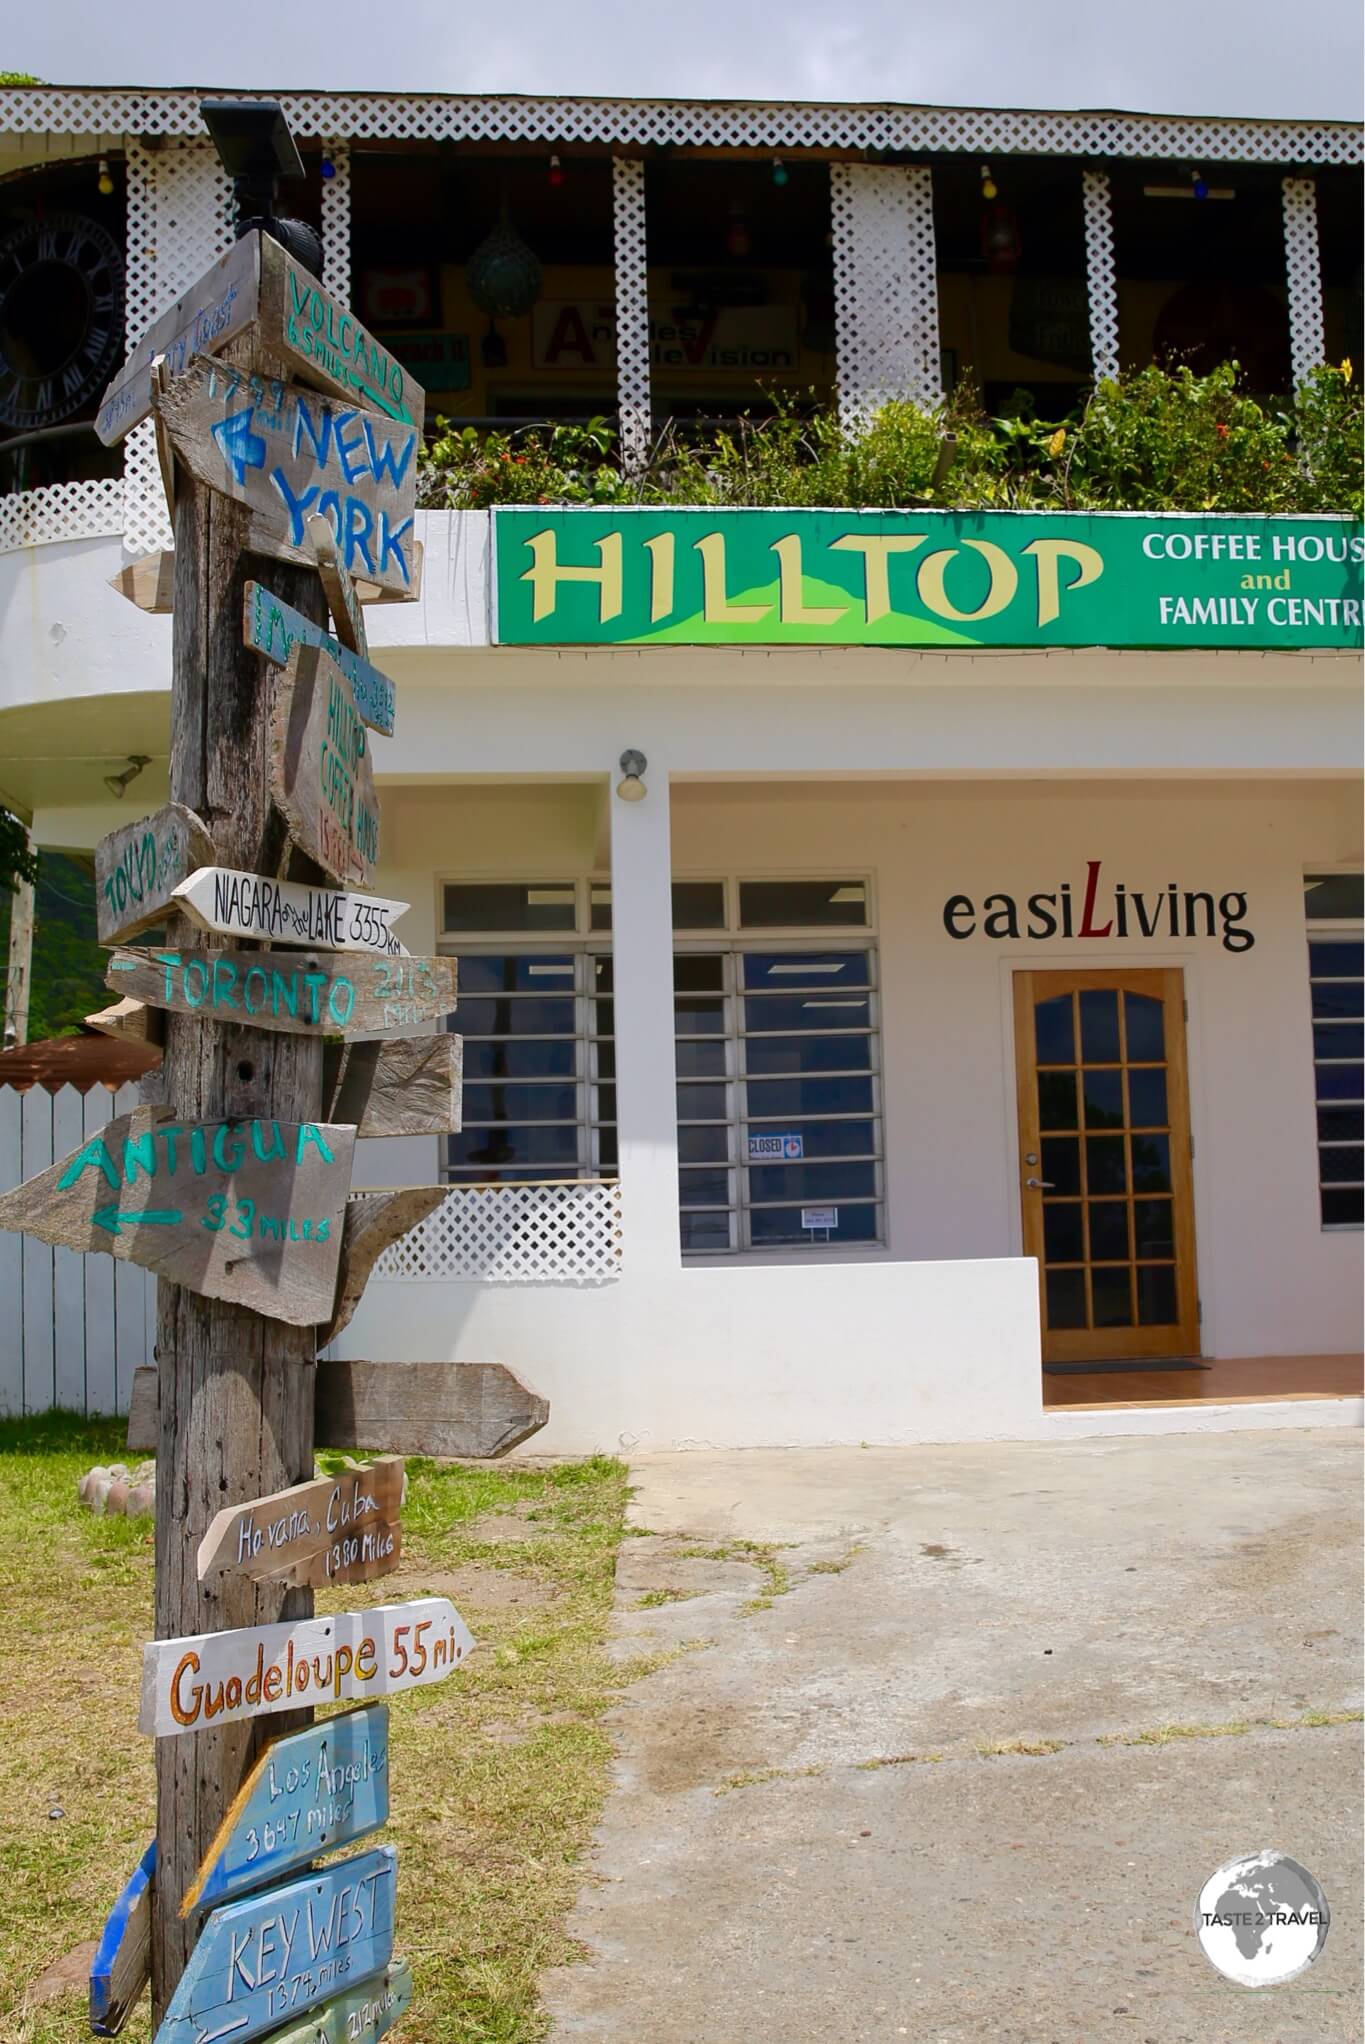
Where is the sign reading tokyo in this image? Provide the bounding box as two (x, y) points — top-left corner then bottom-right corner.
(492, 509), (1364, 650)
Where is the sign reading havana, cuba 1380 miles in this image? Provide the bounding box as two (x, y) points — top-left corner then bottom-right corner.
(492, 508), (1364, 651)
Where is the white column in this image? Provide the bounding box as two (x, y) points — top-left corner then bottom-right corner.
(612, 158), (652, 472)
(1282, 177), (1326, 388)
(830, 162), (941, 432)
(1082, 168), (1121, 384)
(609, 758), (679, 1276)
(320, 140), (352, 306)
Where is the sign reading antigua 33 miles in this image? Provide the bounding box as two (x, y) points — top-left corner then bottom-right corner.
(0, 1107), (354, 1325)
(492, 508), (1364, 650)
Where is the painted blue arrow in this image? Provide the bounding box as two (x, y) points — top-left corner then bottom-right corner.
(211, 405), (268, 485)
(93, 1206), (182, 1237)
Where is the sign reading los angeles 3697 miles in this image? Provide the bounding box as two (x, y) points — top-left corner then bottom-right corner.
(0, 1107), (354, 1325)
(493, 507), (1364, 650)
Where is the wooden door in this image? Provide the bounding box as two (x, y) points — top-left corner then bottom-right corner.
(1013, 969), (1200, 1363)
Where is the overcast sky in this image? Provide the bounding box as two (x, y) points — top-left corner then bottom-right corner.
(12, 0), (1364, 120)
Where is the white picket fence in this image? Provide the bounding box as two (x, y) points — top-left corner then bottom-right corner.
(0, 1082), (154, 1416)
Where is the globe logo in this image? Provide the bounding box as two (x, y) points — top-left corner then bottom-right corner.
(1195, 1851), (1330, 1987)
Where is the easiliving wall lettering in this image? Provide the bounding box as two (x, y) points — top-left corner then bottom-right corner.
(942, 860), (1254, 951)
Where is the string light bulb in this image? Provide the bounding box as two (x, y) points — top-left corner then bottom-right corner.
(97, 156), (114, 197)
(980, 163), (998, 201)
(548, 153), (565, 187)
(772, 157), (789, 187)
(320, 157), (336, 181)
(1191, 168), (1209, 199)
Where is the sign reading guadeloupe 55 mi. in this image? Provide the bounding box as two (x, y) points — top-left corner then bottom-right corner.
(492, 508), (1365, 650)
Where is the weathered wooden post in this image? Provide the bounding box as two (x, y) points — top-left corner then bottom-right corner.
(0, 97), (548, 2044)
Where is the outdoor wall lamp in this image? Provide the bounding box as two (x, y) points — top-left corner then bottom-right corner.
(103, 754), (150, 800)
(616, 750), (647, 802)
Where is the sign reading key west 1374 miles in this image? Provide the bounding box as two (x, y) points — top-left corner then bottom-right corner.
(0, 1108), (354, 1325)
(492, 508), (1364, 650)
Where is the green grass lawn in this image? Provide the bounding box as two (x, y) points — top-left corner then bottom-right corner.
(0, 1414), (631, 2044)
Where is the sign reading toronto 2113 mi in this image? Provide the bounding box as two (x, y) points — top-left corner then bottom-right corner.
(0, 1107), (354, 1325)
(108, 947), (457, 1039)
(272, 642), (380, 887)
(153, 1846), (397, 2044)
(155, 356), (418, 596)
(180, 1705), (392, 1916)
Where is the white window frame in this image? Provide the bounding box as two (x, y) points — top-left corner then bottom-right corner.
(436, 876), (615, 1184)
(672, 872), (885, 1257)
(1304, 867), (1363, 1232)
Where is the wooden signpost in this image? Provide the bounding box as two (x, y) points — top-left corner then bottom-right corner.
(197, 1460), (403, 1590)
(322, 1189), (449, 1345)
(323, 1035), (463, 1139)
(107, 946), (457, 1038)
(245, 580), (395, 735)
(94, 234), (262, 445)
(139, 1598), (473, 1737)
(272, 642), (381, 887)
(90, 1841), (155, 2036)
(153, 1845), (397, 2044)
(173, 865), (407, 954)
(85, 994), (164, 1047)
(154, 357), (419, 598)
(247, 1958), (412, 2044)
(126, 1360), (549, 1459)
(96, 804), (216, 947)
(180, 1706), (391, 1916)
(307, 511), (369, 657)
(109, 551), (176, 614)
(0, 1107), (355, 1325)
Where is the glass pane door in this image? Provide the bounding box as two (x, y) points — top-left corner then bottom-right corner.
(1014, 970), (1199, 1363)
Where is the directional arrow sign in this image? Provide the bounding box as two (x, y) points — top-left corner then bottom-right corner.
(155, 358), (419, 597)
(173, 864), (407, 954)
(322, 1036), (463, 1140)
(0, 1107), (355, 1325)
(197, 1460), (403, 1591)
(244, 580), (395, 735)
(271, 642), (381, 887)
(242, 1960), (412, 2044)
(258, 231), (423, 435)
(180, 1706), (391, 1917)
(96, 803), (216, 947)
(152, 1846), (397, 2044)
(90, 1840), (154, 2036)
(138, 1598), (473, 1737)
(306, 511), (369, 657)
(95, 234), (261, 445)
(108, 947), (456, 1040)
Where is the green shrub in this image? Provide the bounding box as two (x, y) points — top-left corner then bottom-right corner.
(416, 362), (1363, 518)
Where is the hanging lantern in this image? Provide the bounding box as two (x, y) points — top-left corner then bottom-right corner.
(980, 201), (1021, 274)
(466, 203), (543, 319)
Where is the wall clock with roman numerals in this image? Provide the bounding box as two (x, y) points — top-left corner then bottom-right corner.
(0, 210), (123, 431)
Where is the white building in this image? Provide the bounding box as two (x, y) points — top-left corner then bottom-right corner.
(0, 84), (1360, 1446)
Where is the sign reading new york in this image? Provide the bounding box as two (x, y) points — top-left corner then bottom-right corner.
(493, 509), (1364, 651)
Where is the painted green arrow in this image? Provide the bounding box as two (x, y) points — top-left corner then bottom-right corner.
(92, 1206), (183, 1237)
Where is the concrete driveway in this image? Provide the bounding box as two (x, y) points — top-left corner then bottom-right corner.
(542, 1428), (1363, 2042)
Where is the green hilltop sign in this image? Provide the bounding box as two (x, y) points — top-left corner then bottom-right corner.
(492, 508), (1364, 651)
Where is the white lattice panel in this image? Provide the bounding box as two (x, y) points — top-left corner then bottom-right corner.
(122, 137), (233, 555)
(1282, 177), (1327, 387)
(321, 141), (352, 305)
(0, 477), (122, 553)
(1082, 169), (1121, 383)
(0, 85), (1357, 165)
(371, 1181), (623, 1286)
(831, 163), (941, 428)
(612, 158), (651, 469)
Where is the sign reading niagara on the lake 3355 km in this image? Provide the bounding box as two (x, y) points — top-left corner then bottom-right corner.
(0, 1107), (354, 1326)
(172, 864), (408, 955)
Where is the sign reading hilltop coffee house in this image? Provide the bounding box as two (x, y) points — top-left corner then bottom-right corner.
(492, 509), (1364, 650)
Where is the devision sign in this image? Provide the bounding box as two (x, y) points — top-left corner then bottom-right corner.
(492, 508), (1363, 650)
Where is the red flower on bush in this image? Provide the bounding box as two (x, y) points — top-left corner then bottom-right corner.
(1215, 422), (1229, 438)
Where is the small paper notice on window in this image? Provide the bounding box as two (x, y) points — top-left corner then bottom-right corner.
(748, 1133), (804, 1161)
(801, 1205), (838, 1231)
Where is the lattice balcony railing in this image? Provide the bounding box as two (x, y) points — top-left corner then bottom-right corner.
(0, 476), (123, 554)
(368, 1180), (623, 1288)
